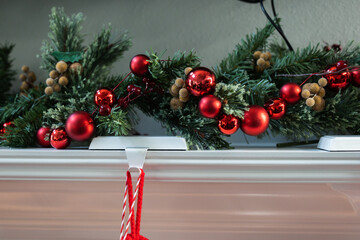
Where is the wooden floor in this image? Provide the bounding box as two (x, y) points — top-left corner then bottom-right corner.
(0, 180), (360, 240)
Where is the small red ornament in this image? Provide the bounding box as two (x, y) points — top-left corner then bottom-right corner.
(264, 97), (286, 120)
(218, 114), (240, 135)
(199, 95), (222, 118)
(351, 68), (360, 87)
(130, 54), (151, 77)
(336, 60), (347, 70)
(185, 67), (216, 97)
(99, 105), (112, 116)
(65, 111), (94, 141)
(240, 105), (269, 136)
(50, 127), (71, 149)
(280, 83), (301, 104)
(325, 65), (351, 91)
(36, 127), (51, 147)
(118, 97), (129, 109)
(94, 88), (116, 107)
(0, 121), (14, 139)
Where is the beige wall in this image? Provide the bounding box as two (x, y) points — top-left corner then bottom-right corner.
(1, 0), (359, 143)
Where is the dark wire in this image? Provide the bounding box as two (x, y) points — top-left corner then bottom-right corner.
(260, 0), (294, 51)
(270, 0), (284, 34)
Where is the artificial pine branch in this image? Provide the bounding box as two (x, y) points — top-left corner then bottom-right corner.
(0, 43), (16, 104)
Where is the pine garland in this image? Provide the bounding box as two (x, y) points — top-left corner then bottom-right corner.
(0, 43), (15, 104)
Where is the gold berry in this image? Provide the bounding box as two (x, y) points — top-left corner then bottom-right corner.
(318, 77), (327, 87)
(184, 67), (193, 75)
(301, 89), (311, 99)
(170, 97), (184, 110)
(44, 86), (53, 95)
(49, 70), (59, 79)
(58, 76), (69, 86)
(253, 51), (262, 60)
(56, 61), (68, 73)
(257, 58), (266, 67)
(19, 73), (27, 81)
(46, 78), (55, 86)
(69, 62), (83, 75)
(170, 84), (179, 96)
(306, 98), (315, 107)
(175, 78), (185, 88)
(318, 87), (326, 97)
(53, 84), (61, 92)
(179, 88), (189, 98)
(265, 52), (272, 60)
(21, 65), (29, 73)
(255, 65), (264, 73)
(179, 94), (190, 103)
(27, 71), (36, 82)
(312, 96), (325, 112)
(20, 81), (29, 91)
(260, 53), (268, 60)
(302, 83), (312, 90)
(264, 60), (270, 69)
(309, 83), (320, 94)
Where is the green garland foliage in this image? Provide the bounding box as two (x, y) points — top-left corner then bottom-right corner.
(0, 43), (16, 104)
(0, 7), (132, 147)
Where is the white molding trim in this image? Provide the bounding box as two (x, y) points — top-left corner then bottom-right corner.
(1, 148), (360, 182)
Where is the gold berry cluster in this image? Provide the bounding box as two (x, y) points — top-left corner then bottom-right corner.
(19, 65), (37, 94)
(169, 67), (192, 110)
(44, 61), (83, 95)
(301, 77), (327, 112)
(253, 51), (272, 72)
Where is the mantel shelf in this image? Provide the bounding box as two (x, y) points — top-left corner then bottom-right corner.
(1, 147), (359, 182)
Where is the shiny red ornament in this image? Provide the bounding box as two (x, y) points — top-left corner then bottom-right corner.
(0, 121), (14, 139)
(218, 114), (240, 135)
(351, 67), (360, 87)
(185, 67), (216, 97)
(264, 97), (286, 120)
(336, 60), (347, 70)
(130, 54), (151, 77)
(50, 127), (71, 149)
(99, 105), (112, 116)
(65, 111), (94, 141)
(36, 127), (51, 147)
(240, 105), (269, 136)
(199, 95), (222, 118)
(279, 83), (301, 104)
(94, 88), (116, 107)
(325, 65), (351, 91)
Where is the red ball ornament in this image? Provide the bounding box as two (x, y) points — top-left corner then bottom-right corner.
(130, 54), (151, 77)
(264, 97), (286, 120)
(185, 67), (216, 97)
(218, 114), (240, 135)
(36, 127), (51, 147)
(240, 105), (269, 136)
(336, 60), (347, 70)
(0, 121), (14, 139)
(94, 88), (116, 107)
(351, 67), (360, 87)
(279, 83), (301, 104)
(50, 127), (71, 149)
(325, 65), (351, 91)
(65, 111), (94, 141)
(99, 105), (112, 116)
(199, 95), (222, 118)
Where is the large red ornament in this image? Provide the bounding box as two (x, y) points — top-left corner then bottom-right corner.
(65, 111), (94, 141)
(185, 67), (216, 97)
(36, 127), (51, 147)
(351, 68), (360, 87)
(94, 88), (117, 107)
(218, 114), (240, 135)
(325, 65), (351, 91)
(264, 97), (286, 120)
(240, 105), (269, 136)
(279, 83), (301, 104)
(199, 95), (222, 118)
(130, 54), (151, 77)
(50, 127), (71, 149)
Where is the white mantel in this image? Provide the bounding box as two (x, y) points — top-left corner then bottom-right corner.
(0, 147), (360, 240)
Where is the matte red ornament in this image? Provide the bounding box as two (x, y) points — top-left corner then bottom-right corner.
(218, 114), (240, 135)
(351, 67), (360, 87)
(325, 66), (351, 91)
(240, 105), (269, 136)
(185, 67), (216, 97)
(65, 111), (94, 141)
(199, 95), (222, 118)
(99, 105), (112, 116)
(36, 126), (51, 147)
(264, 97), (286, 120)
(94, 88), (116, 107)
(50, 127), (71, 149)
(130, 54), (151, 77)
(279, 83), (301, 104)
